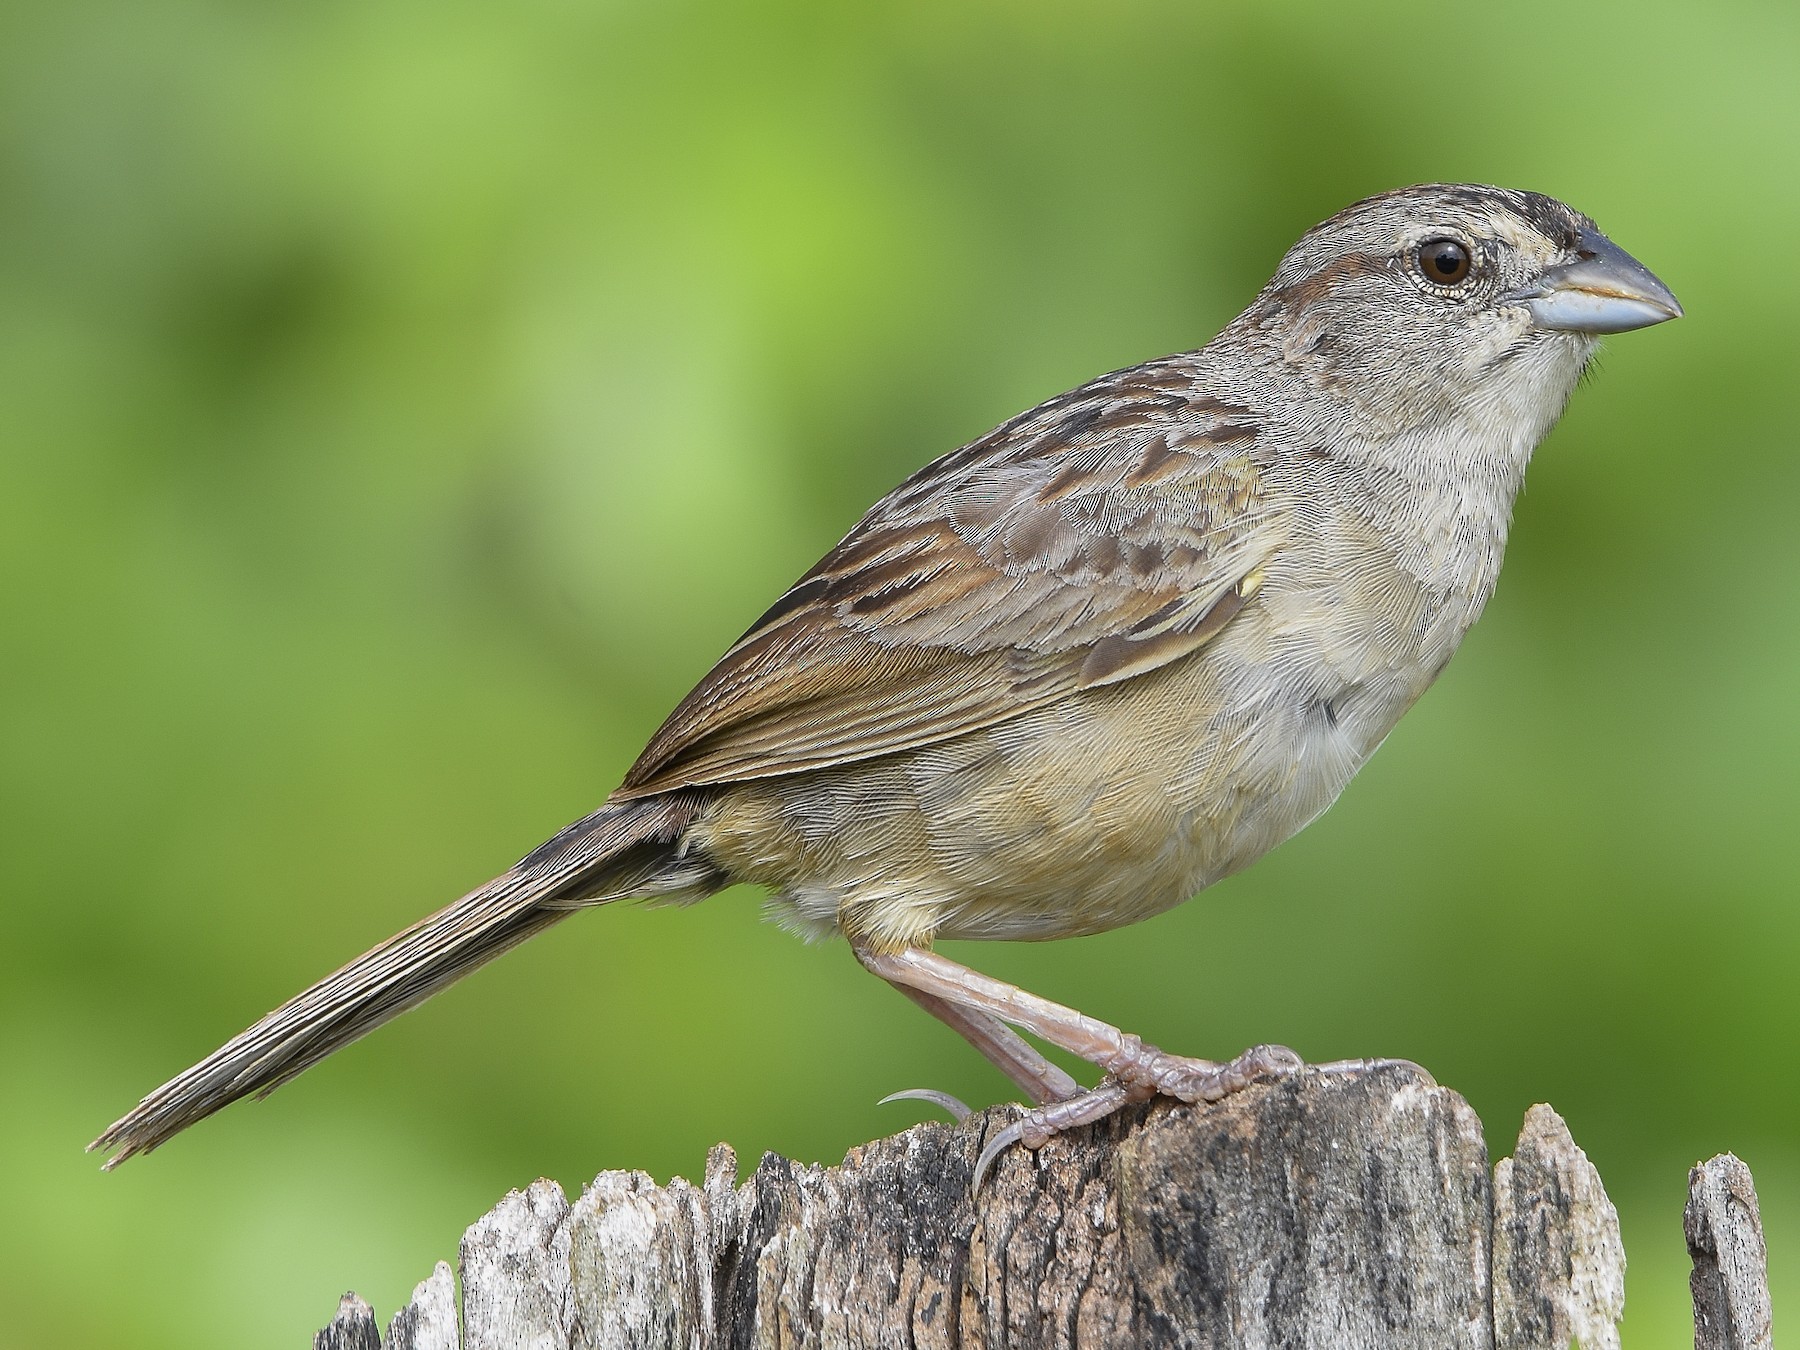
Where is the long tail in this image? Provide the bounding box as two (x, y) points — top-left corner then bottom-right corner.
(89, 794), (707, 1168)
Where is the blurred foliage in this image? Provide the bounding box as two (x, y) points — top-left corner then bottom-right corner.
(3, 1), (1796, 1345)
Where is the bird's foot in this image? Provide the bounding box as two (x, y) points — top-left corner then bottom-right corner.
(969, 1042), (1302, 1191)
(1101, 1038), (1303, 1104)
(973, 1078), (1135, 1192)
(894, 1050), (1434, 1191)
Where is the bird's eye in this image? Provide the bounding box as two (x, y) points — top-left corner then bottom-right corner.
(1417, 238), (1472, 286)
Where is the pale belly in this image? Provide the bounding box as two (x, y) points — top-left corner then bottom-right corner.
(690, 624), (1434, 950)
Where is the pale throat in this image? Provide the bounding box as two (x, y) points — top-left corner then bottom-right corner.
(1348, 330), (1595, 605)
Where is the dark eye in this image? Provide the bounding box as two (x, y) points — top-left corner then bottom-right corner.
(1417, 238), (1472, 286)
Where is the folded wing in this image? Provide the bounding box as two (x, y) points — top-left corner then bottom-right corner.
(617, 360), (1284, 797)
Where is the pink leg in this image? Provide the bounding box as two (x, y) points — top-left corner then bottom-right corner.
(882, 981), (1081, 1108)
(857, 945), (1300, 1098)
(855, 944), (1304, 1189)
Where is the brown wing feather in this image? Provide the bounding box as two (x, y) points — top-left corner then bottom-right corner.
(617, 357), (1282, 797)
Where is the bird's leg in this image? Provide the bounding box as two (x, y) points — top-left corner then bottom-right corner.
(857, 944), (1302, 1099)
(880, 982), (1081, 1112)
(856, 944), (1301, 1184)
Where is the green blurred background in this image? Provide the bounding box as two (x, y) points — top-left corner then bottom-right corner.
(4, 0), (1795, 1344)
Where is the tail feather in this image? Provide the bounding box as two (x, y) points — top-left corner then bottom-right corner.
(90, 795), (702, 1167)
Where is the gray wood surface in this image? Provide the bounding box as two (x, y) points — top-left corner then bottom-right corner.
(313, 1064), (1769, 1349)
(1687, 1152), (1775, 1350)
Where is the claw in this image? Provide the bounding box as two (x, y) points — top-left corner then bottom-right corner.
(969, 1079), (1133, 1194)
(972, 1117), (1026, 1194)
(1311, 1056), (1436, 1086)
(878, 1087), (975, 1122)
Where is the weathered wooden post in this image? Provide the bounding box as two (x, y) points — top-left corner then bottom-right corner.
(312, 1064), (1774, 1349)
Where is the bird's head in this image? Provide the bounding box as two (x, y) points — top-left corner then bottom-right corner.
(1241, 183), (1681, 438)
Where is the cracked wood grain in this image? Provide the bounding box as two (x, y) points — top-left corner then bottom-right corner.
(314, 1293), (380, 1350)
(1687, 1153), (1774, 1350)
(314, 1064), (1760, 1349)
(385, 1263), (457, 1350)
(1492, 1103), (1626, 1350)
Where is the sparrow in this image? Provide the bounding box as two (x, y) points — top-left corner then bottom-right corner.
(92, 185), (1681, 1185)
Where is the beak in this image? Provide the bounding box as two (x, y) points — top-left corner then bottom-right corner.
(1508, 226), (1683, 334)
